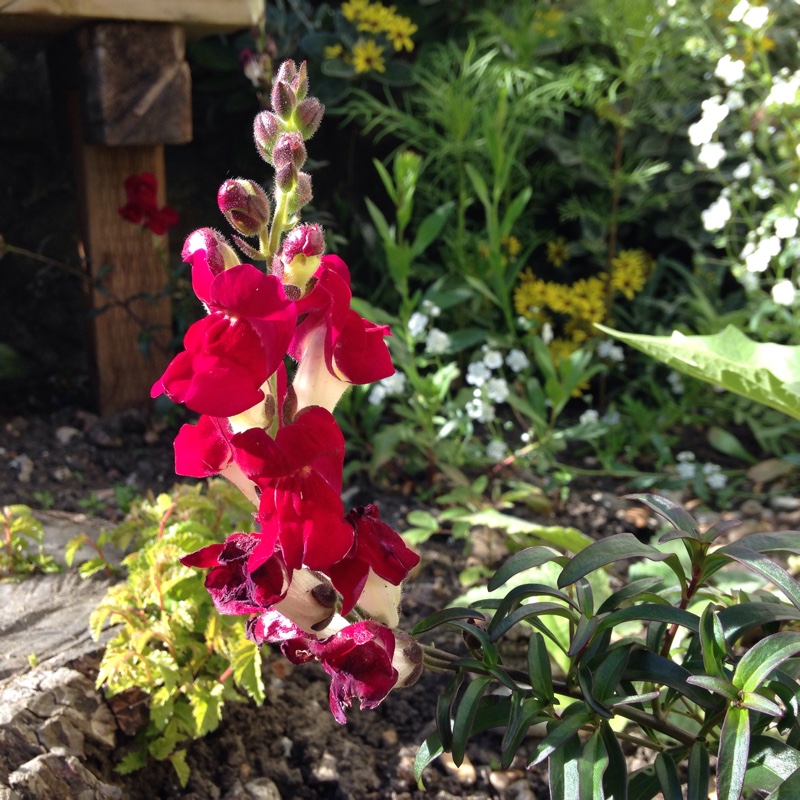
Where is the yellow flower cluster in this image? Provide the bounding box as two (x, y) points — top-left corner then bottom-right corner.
(341, 0), (418, 52)
(513, 247), (652, 364)
(352, 39), (386, 74)
(532, 7), (564, 38)
(477, 235), (522, 265)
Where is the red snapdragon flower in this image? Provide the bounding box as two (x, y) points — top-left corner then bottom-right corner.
(248, 611), (398, 724)
(180, 533), (289, 615)
(118, 172), (179, 235)
(151, 258), (297, 417)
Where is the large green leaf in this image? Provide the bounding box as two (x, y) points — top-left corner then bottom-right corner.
(596, 324), (800, 421)
(733, 632), (800, 693)
(717, 706), (751, 800)
(744, 736), (800, 796)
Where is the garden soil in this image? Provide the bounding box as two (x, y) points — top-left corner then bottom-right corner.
(1, 408), (795, 800)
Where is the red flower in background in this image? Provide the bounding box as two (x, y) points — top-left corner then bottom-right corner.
(118, 172), (179, 236)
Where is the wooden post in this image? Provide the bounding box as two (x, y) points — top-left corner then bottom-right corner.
(65, 22), (192, 415)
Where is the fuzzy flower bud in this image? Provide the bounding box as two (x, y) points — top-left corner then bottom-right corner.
(275, 162), (298, 193)
(217, 178), (271, 237)
(295, 97), (325, 139)
(271, 81), (296, 121)
(281, 224), (325, 290)
(254, 111), (283, 162)
(273, 132), (307, 170)
(287, 173), (313, 216)
(275, 59), (298, 84)
(291, 61), (309, 101)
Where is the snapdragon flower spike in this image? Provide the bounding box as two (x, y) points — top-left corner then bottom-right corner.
(248, 610), (398, 724)
(291, 255), (394, 411)
(180, 533), (289, 615)
(151, 255), (297, 417)
(328, 504), (420, 616)
(230, 407), (355, 572)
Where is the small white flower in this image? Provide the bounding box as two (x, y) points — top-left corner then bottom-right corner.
(486, 439), (507, 461)
(729, 0), (750, 22)
(368, 385), (387, 405)
(677, 450), (696, 462)
(742, 4), (769, 29)
(466, 396), (495, 423)
(775, 216), (799, 239)
(506, 348), (530, 373)
(580, 409), (600, 424)
(602, 409), (621, 425)
(701, 195), (732, 232)
(753, 176), (775, 199)
(541, 321), (554, 345)
(425, 328), (450, 355)
(676, 461), (697, 480)
(482, 348), (504, 370)
(421, 299), (441, 317)
(737, 131), (754, 149)
(772, 279), (797, 306)
(485, 377), (509, 404)
(732, 162), (751, 180)
(381, 372), (407, 396)
(715, 55), (746, 87)
(668, 371), (685, 394)
(408, 312), (429, 338)
(597, 340), (624, 362)
(466, 361), (492, 386)
(698, 141), (727, 169)
(705, 468), (728, 490)
(725, 90), (745, 110)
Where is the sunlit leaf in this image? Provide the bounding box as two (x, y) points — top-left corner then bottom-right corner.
(717, 706), (750, 800)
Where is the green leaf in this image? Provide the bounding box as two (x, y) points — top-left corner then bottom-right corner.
(558, 534), (683, 589)
(628, 766), (661, 800)
(733, 632), (800, 693)
(743, 735), (800, 796)
(624, 651), (717, 709)
(451, 676), (493, 767)
(464, 163), (491, 210)
(501, 696), (546, 770)
(591, 647), (629, 703)
(687, 742), (710, 800)
(735, 531), (800, 555)
(410, 202), (455, 258)
(654, 753), (682, 800)
(460, 509), (593, 552)
(64, 534), (86, 568)
(595, 605), (699, 637)
(488, 602), (576, 643)
(187, 683), (224, 737)
(626, 493), (700, 538)
(596, 324), (800, 422)
(488, 546), (566, 591)
(718, 545), (800, 611)
(115, 749), (148, 775)
(720, 602), (800, 644)
(599, 720), (627, 800)
(169, 749), (190, 788)
(529, 711), (593, 767)
(596, 577), (665, 614)
(414, 732), (444, 790)
(740, 690), (784, 717)
(412, 607), (485, 636)
(579, 728), (609, 800)
(500, 187), (533, 239)
(685, 675), (739, 702)
(528, 632), (554, 702)
(700, 604), (728, 680)
(717, 705), (750, 800)
(768, 766), (800, 799)
(548, 719), (583, 800)
(707, 425), (758, 464)
(231, 636), (265, 704)
(364, 197), (393, 244)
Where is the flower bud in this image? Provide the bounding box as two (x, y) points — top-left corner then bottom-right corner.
(292, 61), (309, 101)
(273, 132), (307, 170)
(295, 98), (325, 139)
(254, 111), (283, 162)
(392, 630), (423, 688)
(287, 173), (313, 216)
(275, 59), (297, 84)
(274, 569), (339, 634)
(217, 178), (271, 237)
(271, 81), (296, 121)
(275, 162), (298, 193)
(281, 224), (325, 291)
(181, 227), (239, 276)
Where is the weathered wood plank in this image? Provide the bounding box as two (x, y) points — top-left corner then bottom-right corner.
(0, 0), (258, 38)
(79, 23), (191, 146)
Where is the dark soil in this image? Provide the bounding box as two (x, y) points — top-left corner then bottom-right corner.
(1, 408), (795, 800)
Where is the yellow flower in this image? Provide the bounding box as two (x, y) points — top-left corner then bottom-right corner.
(610, 249), (652, 300)
(545, 237), (570, 267)
(357, 4), (392, 34)
(324, 44), (344, 60)
(384, 15), (418, 52)
(342, 0), (370, 22)
(501, 235), (522, 259)
(352, 39), (386, 74)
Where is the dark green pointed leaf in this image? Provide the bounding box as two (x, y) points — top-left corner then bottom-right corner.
(625, 493), (699, 537)
(733, 632), (800, 692)
(414, 732), (443, 790)
(687, 741), (710, 800)
(716, 545), (800, 611)
(596, 605), (699, 636)
(592, 647), (630, 703)
(501, 697), (546, 770)
(624, 651), (717, 709)
(578, 667), (613, 720)
(607, 692), (661, 708)
(558, 534), (683, 589)
(411, 202), (455, 258)
(734, 531), (800, 555)
(700, 605), (728, 680)
(685, 675), (739, 702)
(719, 602), (800, 644)
(597, 577), (665, 614)
(628, 765), (661, 800)
(529, 711), (593, 767)
(488, 546), (565, 591)
(740, 690), (784, 717)
(548, 721), (583, 800)
(437, 672), (463, 751)
(451, 676), (493, 766)
(579, 728), (609, 800)
(765, 765), (800, 799)
(489, 584), (577, 636)
(599, 720), (627, 800)
(412, 607), (485, 636)
(654, 753), (682, 800)
(743, 735), (800, 796)
(488, 602), (576, 643)
(528, 632), (554, 702)
(717, 705), (750, 800)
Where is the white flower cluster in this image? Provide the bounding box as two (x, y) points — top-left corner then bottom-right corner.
(765, 69), (800, 107)
(465, 345), (528, 424)
(368, 371), (407, 405)
(729, 0), (769, 29)
(596, 339), (625, 363)
(676, 451), (728, 490)
(407, 301), (451, 356)
(688, 96), (729, 147)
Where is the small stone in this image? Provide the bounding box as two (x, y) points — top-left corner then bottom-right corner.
(87, 425), (122, 448)
(10, 454), (34, 483)
(381, 727), (398, 747)
(395, 745), (417, 784)
(54, 427), (81, 445)
(311, 751), (339, 782)
(770, 496), (800, 512)
(739, 499), (765, 518)
(244, 778), (283, 800)
(440, 751), (477, 785)
(505, 779), (537, 800)
(52, 467), (72, 482)
(489, 770), (525, 791)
